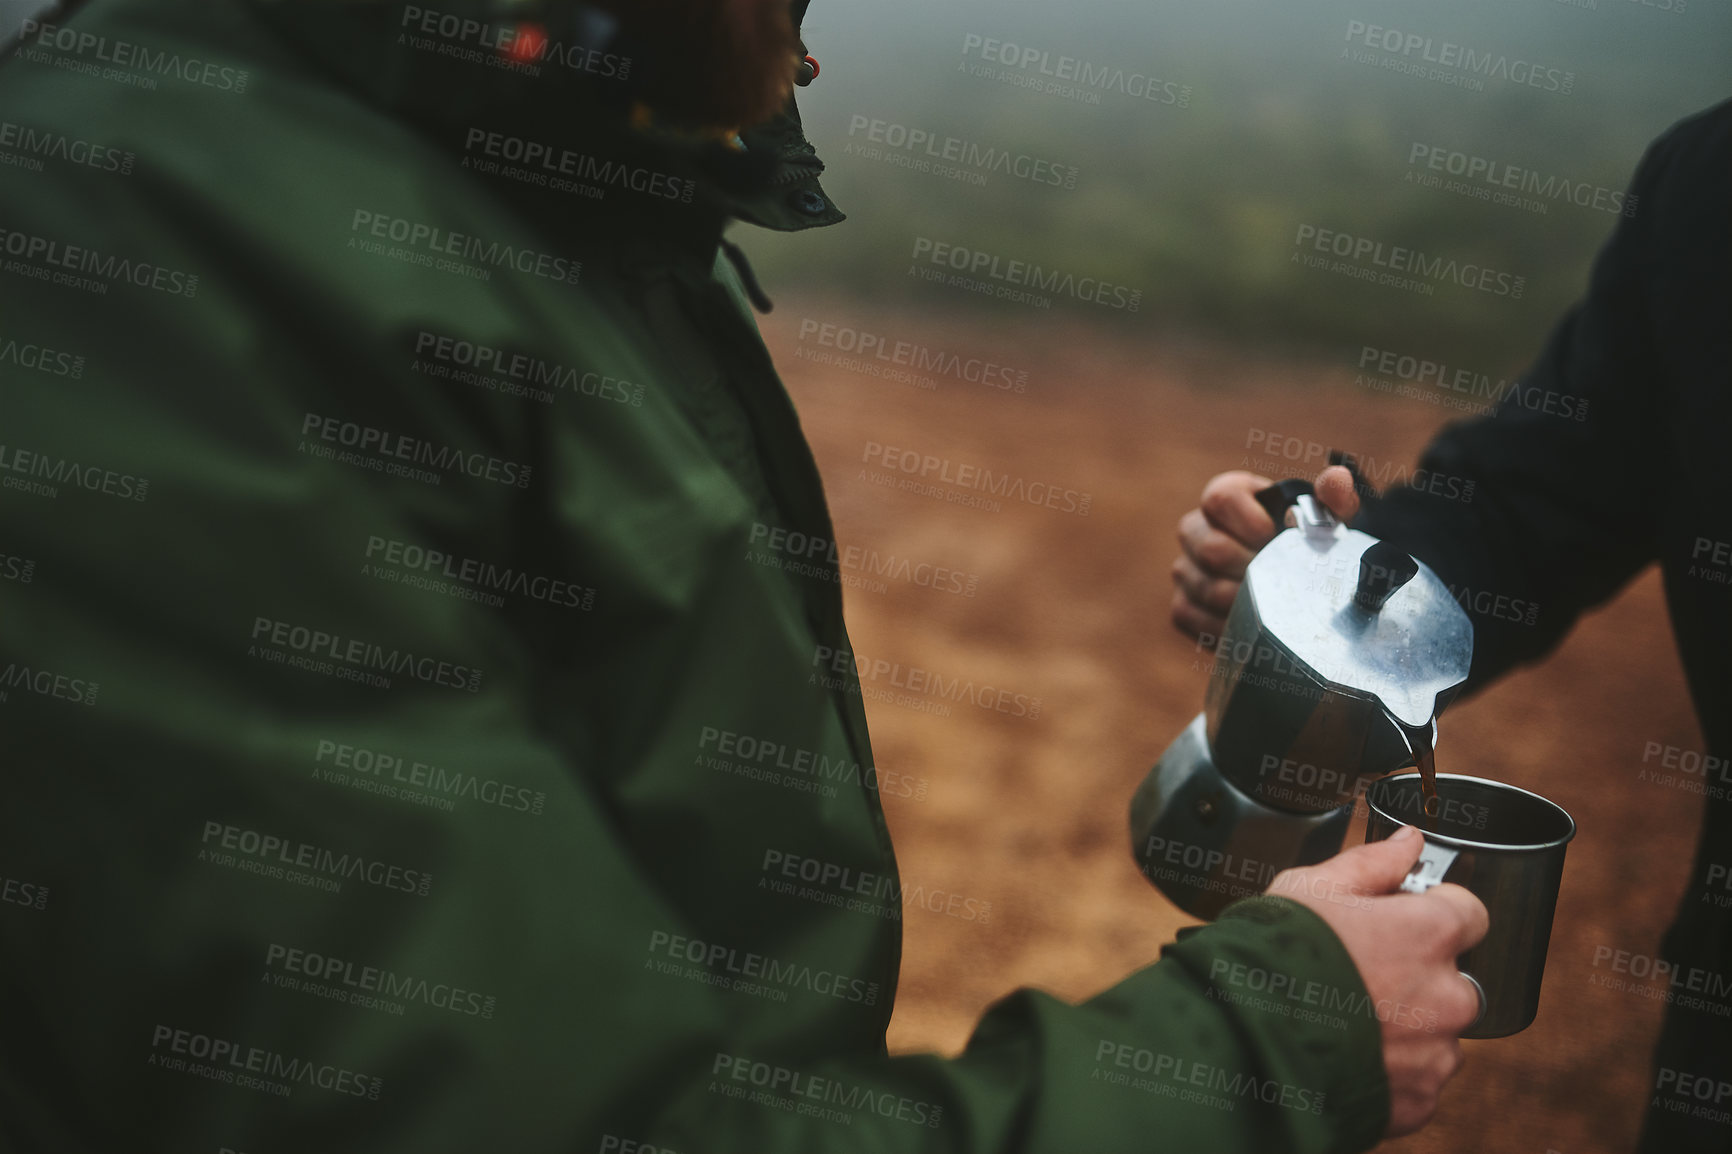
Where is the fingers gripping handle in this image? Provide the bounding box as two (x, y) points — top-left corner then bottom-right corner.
(1399, 841), (1486, 1031)
(1255, 479), (1338, 540)
(1254, 479), (1316, 526)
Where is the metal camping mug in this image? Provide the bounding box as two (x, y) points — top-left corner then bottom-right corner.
(1364, 771), (1576, 1039)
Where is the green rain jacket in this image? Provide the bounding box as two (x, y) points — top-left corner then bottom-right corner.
(0, 2), (1389, 1150)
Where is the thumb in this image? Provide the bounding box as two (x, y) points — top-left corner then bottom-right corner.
(1314, 465), (1362, 523)
(1328, 826), (1424, 896)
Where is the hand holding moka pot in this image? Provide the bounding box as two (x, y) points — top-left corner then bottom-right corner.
(1132, 478), (1474, 919)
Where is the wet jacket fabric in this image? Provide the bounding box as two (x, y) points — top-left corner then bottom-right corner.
(0, 2), (1387, 1150)
(1357, 100), (1732, 1152)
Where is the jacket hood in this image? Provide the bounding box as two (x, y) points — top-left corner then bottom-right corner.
(239, 0), (843, 247)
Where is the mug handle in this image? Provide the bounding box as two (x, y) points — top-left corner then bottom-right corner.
(1399, 841), (1458, 894)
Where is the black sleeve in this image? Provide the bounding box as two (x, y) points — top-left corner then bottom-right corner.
(1354, 111), (1700, 694)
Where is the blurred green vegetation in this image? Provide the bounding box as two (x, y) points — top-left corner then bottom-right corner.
(746, 0), (1730, 376)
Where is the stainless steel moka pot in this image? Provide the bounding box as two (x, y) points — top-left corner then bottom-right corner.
(1132, 479), (1475, 919)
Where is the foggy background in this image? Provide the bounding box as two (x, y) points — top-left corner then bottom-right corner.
(757, 0), (1725, 367)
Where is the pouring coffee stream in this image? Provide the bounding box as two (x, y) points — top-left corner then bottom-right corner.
(1398, 720), (1441, 826)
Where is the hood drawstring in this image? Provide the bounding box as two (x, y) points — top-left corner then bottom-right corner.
(718, 237), (774, 314)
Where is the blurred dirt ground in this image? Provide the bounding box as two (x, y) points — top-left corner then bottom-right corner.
(761, 298), (1706, 1154)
